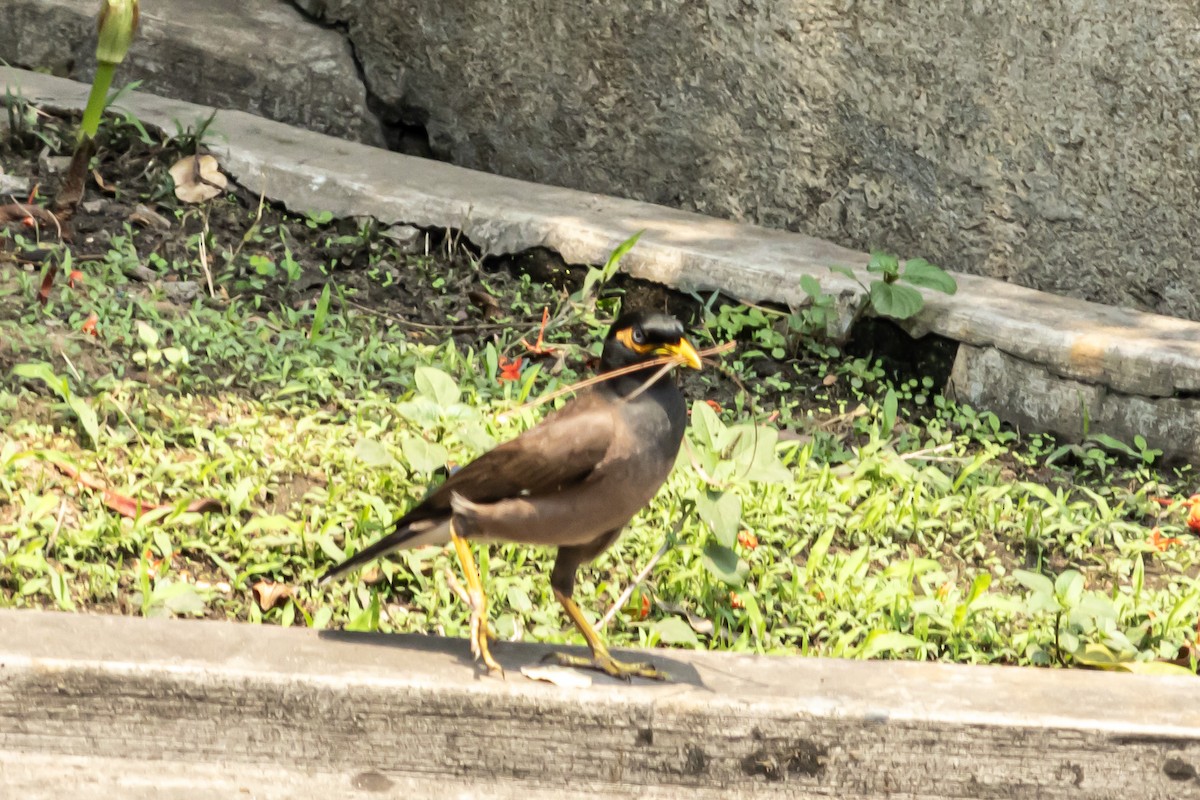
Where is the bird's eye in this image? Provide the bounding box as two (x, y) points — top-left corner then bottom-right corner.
(631, 327), (646, 345)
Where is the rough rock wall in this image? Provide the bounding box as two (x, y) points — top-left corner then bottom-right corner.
(295, 0), (1200, 320)
(0, 0), (383, 146)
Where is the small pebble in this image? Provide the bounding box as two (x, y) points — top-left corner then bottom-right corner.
(0, 170), (29, 197)
(163, 280), (202, 304)
(381, 223), (424, 254)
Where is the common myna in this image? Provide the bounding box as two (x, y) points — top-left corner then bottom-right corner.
(320, 311), (701, 679)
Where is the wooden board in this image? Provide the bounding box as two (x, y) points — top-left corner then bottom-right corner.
(2, 610), (1198, 799)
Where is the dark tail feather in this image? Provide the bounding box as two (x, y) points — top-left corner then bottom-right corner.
(318, 517), (447, 585)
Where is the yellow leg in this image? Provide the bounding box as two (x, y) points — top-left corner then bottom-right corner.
(550, 589), (667, 681)
(450, 524), (502, 676)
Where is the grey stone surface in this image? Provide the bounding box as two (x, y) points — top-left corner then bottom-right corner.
(0, 169), (29, 197)
(0, 0), (383, 146)
(951, 344), (1200, 459)
(7, 67), (1200, 459)
(4, 608), (1200, 798)
(298, 0), (1200, 322)
(381, 222), (426, 254)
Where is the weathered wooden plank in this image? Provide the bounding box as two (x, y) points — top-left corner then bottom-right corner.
(1, 610), (1198, 799)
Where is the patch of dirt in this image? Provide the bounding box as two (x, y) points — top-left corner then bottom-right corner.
(266, 472), (327, 515)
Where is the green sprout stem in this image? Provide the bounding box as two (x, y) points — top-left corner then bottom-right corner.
(79, 62), (116, 141)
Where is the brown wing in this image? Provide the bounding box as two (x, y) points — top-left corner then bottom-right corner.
(404, 390), (616, 522)
(319, 390), (618, 584)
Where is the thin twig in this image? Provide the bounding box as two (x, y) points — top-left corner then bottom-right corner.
(226, 182), (268, 266)
(444, 567), (471, 608)
(47, 498), (67, 554)
(898, 443), (957, 461)
(109, 395), (148, 449)
(197, 208), (215, 298)
(0, 201), (62, 239)
(599, 534), (674, 631)
(60, 351), (82, 382)
(447, 206), (474, 257)
(682, 438), (731, 490)
(500, 341), (735, 419)
(623, 361), (678, 402)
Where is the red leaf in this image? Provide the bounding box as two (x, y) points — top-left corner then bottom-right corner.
(498, 355), (523, 383)
(81, 312), (99, 336)
(37, 264), (57, 306)
(1150, 527), (1181, 552)
(520, 307), (559, 356)
(50, 461), (224, 519)
(69, 269), (84, 288)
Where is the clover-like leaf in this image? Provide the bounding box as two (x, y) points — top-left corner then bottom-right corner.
(415, 366), (460, 407)
(901, 258), (958, 295)
(696, 490), (741, 548)
(868, 281), (924, 320)
(651, 616), (701, 647)
(702, 541), (747, 587)
(402, 435), (448, 474)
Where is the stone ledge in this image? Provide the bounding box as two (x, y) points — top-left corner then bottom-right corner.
(4, 67), (1200, 460)
(2, 609), (1200, 799)
(0, 0), (383, 146)
(951, 345), (1200, 458)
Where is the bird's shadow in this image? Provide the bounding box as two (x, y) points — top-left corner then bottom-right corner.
(319, 629), (707, 689)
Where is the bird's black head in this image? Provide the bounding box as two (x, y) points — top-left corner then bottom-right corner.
(600, 311), (702, 380)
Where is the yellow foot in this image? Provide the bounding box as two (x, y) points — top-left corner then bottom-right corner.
(468, 588), (503, 677)
(546, 650), (668, 681)
(445, 567), (498, 641)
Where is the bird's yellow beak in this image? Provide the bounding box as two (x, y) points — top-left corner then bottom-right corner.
(657, 337), (703, 370)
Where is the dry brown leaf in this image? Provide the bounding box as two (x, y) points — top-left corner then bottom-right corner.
(91, 168), (115, 195)
(51, 461), (224, 519)
(169, 154), (228, 203)
(519, 665), (592, 688)
(251, 580), (292, 612)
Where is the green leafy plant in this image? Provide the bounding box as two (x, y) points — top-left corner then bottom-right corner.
(684, 400), (791, 589)
(1046, 433), (1162, 469)
(797, 274), (837, 337)
(575, 230), (643, 307)
(81, 0), (140, 141)
(11, 362), (100, 447)
(1013, 567), (1192, 675)
(831, 251), (958, 322)
(133, 321), (189, 368)
(58, 0), (140, 210)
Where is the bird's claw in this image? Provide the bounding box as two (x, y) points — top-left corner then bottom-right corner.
(544, 650), (668, 681)
(468, 588), (503, 676)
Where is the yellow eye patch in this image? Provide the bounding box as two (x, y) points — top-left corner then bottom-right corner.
(615, 327), (654, 354)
